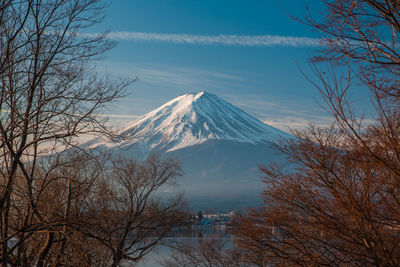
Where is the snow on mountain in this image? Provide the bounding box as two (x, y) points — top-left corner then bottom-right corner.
(91, 91), (290, 154)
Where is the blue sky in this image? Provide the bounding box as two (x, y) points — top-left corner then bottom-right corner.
(92, 0), (367, 131)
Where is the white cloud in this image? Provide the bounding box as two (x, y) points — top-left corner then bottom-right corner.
(99, 114), (140, 120)
(97, 61), (245, 90)
(81, 32), (322, 47)
(261, 116), (333, 132)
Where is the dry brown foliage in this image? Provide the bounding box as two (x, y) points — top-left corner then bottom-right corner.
(0, 1), (187, 266)
(232, 1), (400, 266)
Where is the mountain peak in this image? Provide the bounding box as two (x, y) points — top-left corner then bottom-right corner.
(172, 91), (215, 104)
(183, 90), (210, 97)
(95, 92), (290, 153)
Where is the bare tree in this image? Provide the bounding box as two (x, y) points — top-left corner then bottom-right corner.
(233, 1), (400, 266)
(2, 148), (187, 266)
(8, 151), (108, 266)
(0, 0), (190, 266)
(76, 154), (187, 267)
(162, 235), (246, 267)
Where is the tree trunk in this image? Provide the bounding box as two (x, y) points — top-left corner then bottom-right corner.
(36, 232), (54, 267)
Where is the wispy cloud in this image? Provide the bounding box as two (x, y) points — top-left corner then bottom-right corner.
(82, 32), (322, 47)
(261, 116), (334, 132)
(99, 114), (140, 120)
(97, 61), (245, 89)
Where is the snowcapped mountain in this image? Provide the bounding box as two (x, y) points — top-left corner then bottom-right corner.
(90, 91), (289, 155)
(86, 91), (291, 210)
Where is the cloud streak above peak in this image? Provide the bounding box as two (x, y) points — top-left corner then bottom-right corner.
(82, 32), (322, 47)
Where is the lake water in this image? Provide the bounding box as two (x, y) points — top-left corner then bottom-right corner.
(135, 225), (231, 267)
